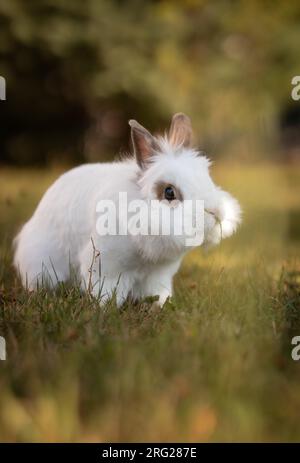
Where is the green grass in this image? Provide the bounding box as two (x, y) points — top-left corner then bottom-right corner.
(0, 162), (299, 442)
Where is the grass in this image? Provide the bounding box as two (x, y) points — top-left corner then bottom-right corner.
(0, 161), (299, 442)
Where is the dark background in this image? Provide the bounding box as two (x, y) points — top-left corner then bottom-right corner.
(1, 0), (300, 166)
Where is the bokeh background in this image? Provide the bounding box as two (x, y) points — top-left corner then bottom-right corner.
(1, 0), (300, 443)
(1, 0), (300, 166)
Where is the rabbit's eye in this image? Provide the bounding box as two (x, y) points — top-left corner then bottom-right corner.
(164, 186), (176, 201)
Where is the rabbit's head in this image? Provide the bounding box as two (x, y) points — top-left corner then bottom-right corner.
(129, 113), (241, 260)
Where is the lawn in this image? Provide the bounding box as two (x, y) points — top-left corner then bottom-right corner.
(0, 162), (299, 442)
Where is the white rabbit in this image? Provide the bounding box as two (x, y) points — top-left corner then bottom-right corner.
(14, 113), (241, 307)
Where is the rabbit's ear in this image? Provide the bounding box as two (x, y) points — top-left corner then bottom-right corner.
(129, 119), (159, 169)
(169, 113), (193, 148)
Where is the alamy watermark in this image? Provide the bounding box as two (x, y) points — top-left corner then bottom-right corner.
(0, 336), (6, 361)
(291, 76), (300, 101)
(96, 193), (206, 247)
(0, 76), (6, 100)
(291, 336), (300, 361)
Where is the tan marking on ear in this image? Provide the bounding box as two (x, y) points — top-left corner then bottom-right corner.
(169, 113), (193, 148)
(129, 119), (160, 169)
(154, 181), (183, 202)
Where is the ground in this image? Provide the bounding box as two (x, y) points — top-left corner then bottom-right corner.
(0, 162), (299, 442)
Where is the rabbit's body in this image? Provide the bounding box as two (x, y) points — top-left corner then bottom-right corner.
(14, 114), (241, 306)
(14, 160), (182, 304)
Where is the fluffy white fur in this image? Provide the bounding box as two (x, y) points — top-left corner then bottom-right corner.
(14, 115), (241, 307)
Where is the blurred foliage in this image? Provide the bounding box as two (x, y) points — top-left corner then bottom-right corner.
(0, 0), (300, 165)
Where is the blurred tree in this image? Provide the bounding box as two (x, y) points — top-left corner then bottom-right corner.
(0, 0), (299, 165)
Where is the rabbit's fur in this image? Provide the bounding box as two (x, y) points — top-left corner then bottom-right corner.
(14, 114), (241, 306)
